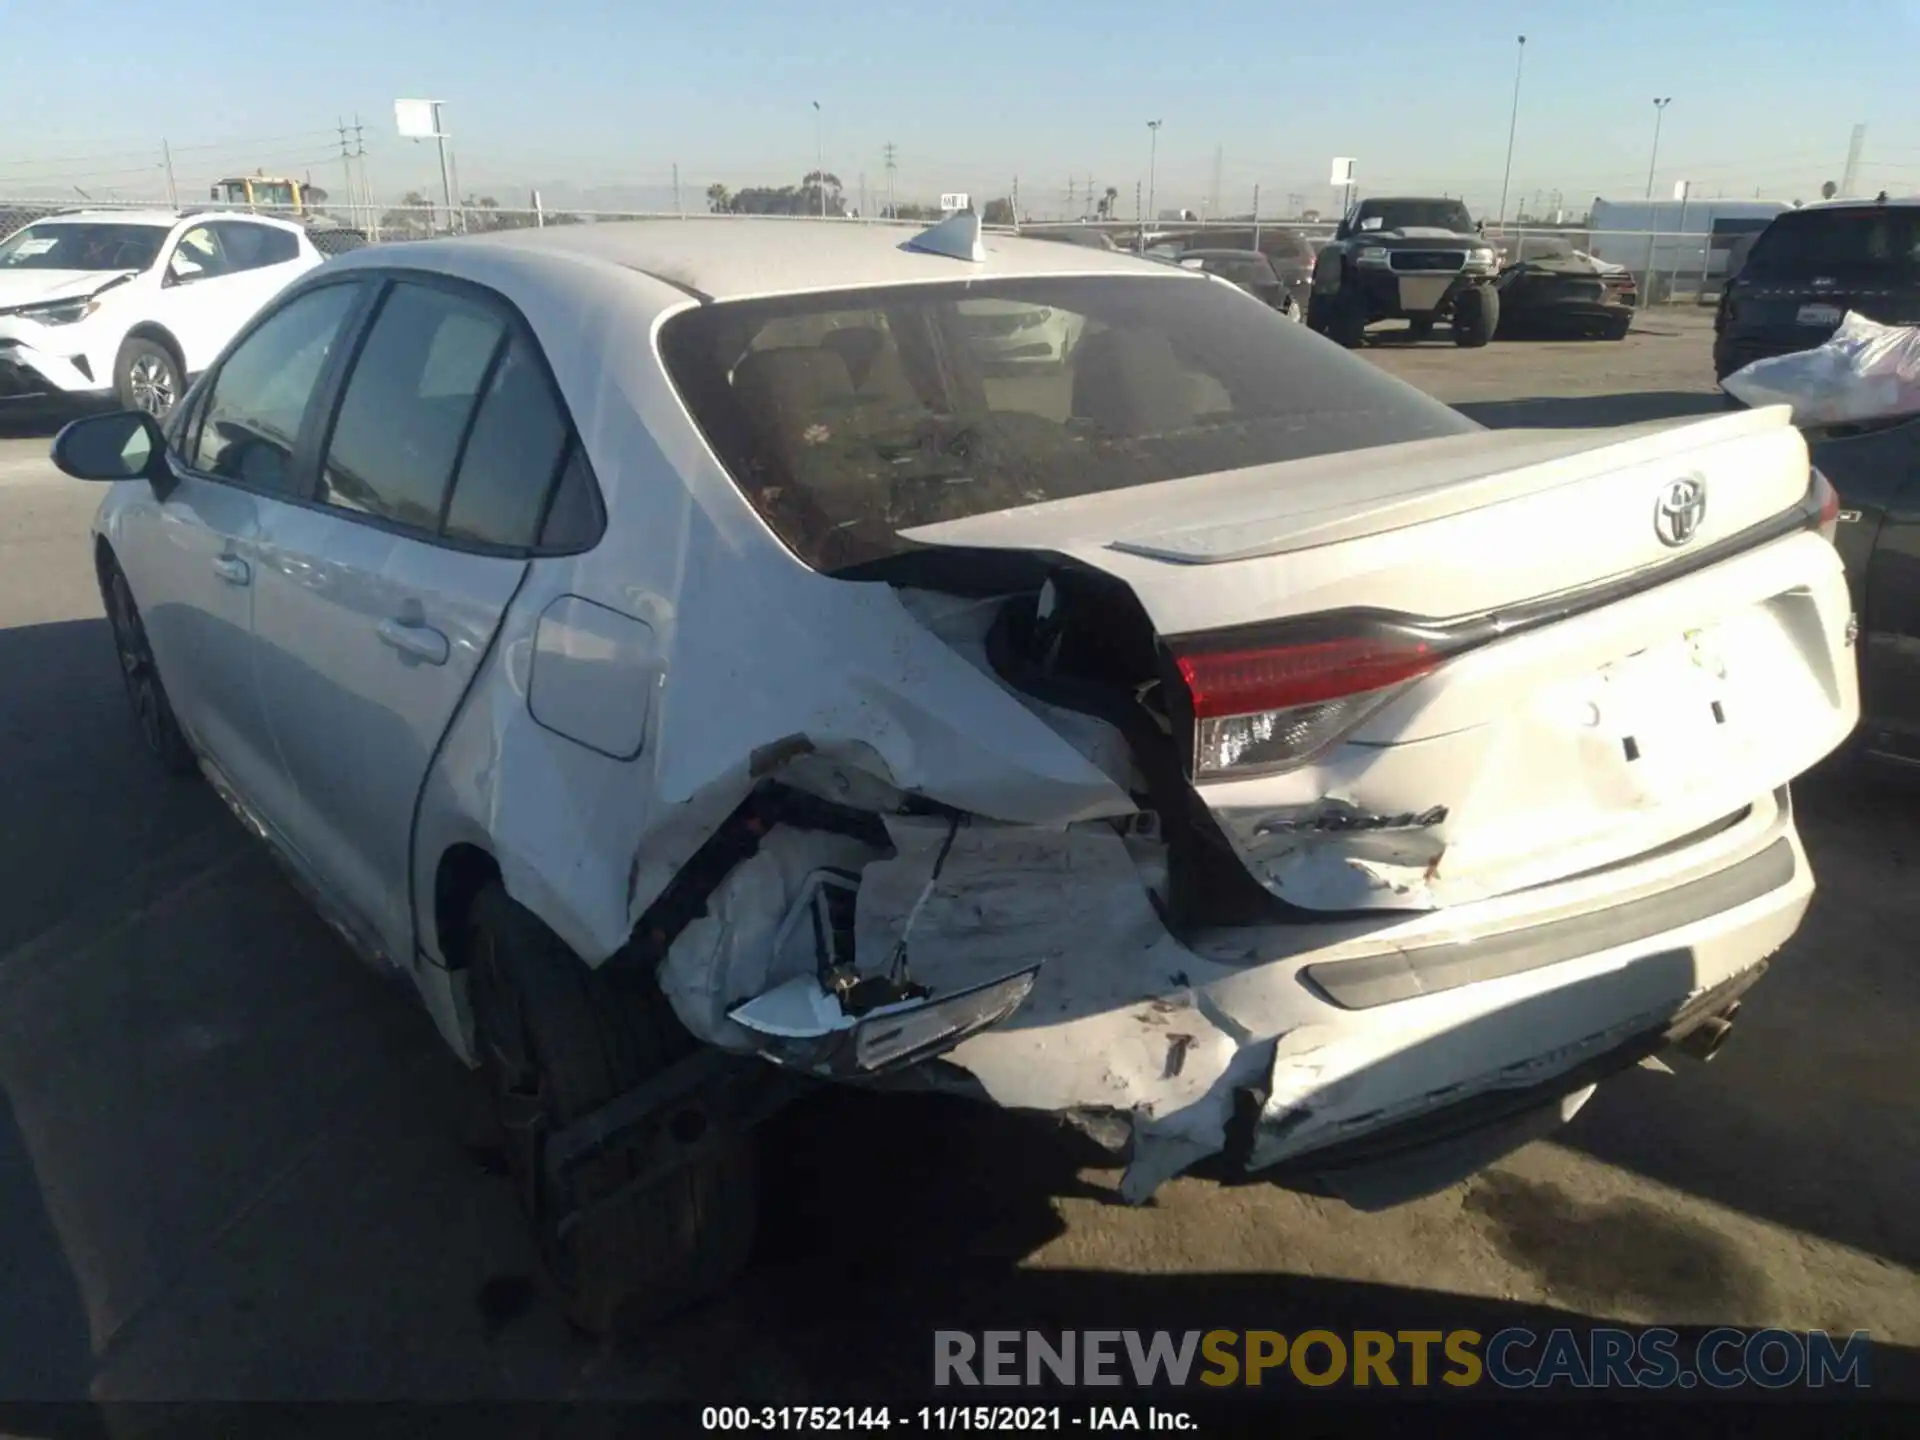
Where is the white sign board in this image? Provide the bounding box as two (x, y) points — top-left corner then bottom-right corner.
(1330, 157), (1356, 186)
(395, 99), (442, 139)
(939, 192), (970, 213)
(1672, 179), (1692, 201)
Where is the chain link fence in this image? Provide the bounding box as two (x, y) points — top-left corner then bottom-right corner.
(1, 197), (1730, 304)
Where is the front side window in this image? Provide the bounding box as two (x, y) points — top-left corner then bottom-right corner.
(317, 282), (506, 532)
(0, 222), (168, 272)
(659, 274), (1477, 572)
(189, 282), (363, 492)
(168, 225), (230, 284)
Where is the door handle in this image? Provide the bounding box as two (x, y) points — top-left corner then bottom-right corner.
(211, 555), (250, 586)
(376, 617), (450, 666)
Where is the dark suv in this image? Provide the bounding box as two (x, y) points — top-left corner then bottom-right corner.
(1715, 197), (1920, 383)
(1307, 197), (1501, 348)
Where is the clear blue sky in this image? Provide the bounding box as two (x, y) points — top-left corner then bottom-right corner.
(6, 0), (1920, 216)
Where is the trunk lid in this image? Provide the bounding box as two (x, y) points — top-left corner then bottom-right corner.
(904, 408), (1859, 911)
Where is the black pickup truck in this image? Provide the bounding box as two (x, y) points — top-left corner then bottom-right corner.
(1306, 196), (1503, 348)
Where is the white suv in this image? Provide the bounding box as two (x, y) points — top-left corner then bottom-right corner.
(0, 209), (322, 417)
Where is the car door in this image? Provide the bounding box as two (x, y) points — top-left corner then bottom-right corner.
(111, 277), (370, 819)
(147, 222), (253, 373)
(209, 221), (317, 342)
(1810, 416), (1920, 759)
(247, 274), (582, 967)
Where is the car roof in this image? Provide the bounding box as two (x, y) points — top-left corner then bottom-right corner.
(436, 216), (1186, 301)
(1792, 194), (1920, 213)
(1181, 248), (1266, 259)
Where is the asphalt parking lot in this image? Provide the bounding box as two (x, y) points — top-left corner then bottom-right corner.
(1, 308), (1915, 1408)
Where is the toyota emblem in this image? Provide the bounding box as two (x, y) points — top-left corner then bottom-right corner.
(1654, 476), (1708, 547)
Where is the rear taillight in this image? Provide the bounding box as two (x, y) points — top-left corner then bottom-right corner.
(1172, 627), (1448, 779)
(1812, 466), (1841, 542)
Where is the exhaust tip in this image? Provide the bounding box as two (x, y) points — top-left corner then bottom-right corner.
(1676, 1012), (1736, 1063)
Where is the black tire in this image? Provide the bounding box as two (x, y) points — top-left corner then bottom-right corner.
(1405, 317), (1436, 342)
(101, 560), (197, 777)
(1326, 287), (1368, 349)
(114, 336), (183, 419)
(1604, 317), (1632, 341)
(466, 884), (757, 1335)
(1451, 286), (1498, 348)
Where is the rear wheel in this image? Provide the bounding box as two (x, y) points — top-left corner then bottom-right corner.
(101, 560), (196, 777)
(1451, 286), (1498, 348)
(466, 884), (757, 1335)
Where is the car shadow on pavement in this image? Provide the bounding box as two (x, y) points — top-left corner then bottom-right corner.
(0, 405), (76, 443)
(1455, 392), (1732, 429)
(1554, 765), (1920, 1274)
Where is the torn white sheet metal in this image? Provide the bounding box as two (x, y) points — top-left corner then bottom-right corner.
(863, 807), (1811, 1203)
(658, 828), (884, 1050)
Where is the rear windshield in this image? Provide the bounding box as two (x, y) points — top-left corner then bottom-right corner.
(658, 274), (1477, 572)
(1743, 209), (1920, 280)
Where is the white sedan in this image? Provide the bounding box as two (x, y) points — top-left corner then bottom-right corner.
(0, 208), (322, 416)
(50, 212), (1858, 1333)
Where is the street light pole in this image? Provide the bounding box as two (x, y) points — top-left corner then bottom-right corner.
(812, 101), (825, 218)
(1496, 35), (1526, 229)
(1643, 98), (1673, 300)
(1644, 97), (1672, 200)
(1145, 119), (1163, 239)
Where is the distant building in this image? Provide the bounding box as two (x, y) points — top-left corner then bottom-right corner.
(1587, 196), (1792, 290)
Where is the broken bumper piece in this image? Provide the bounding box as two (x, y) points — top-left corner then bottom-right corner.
(730, 966), (1040, 1077)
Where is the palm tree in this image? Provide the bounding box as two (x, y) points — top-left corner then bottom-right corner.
(706, 183), (732, 213)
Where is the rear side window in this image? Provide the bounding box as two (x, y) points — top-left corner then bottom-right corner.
(442, 338), (571, 547)
(658, 274), (1475, 572)
(212, 222), (299, 271)
(1744, 210), (1920, 279)
(318, 283), (506, 531)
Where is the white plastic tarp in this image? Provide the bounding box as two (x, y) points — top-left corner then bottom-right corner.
(1723, 311), (1920, 426)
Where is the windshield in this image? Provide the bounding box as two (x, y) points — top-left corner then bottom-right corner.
(1742, 209), (1920, 280)
(659, 274), (1477, 572)
(0, 221), (167, 272)
(1193, 254), (1277, 285)
(1354, 199), (1474, 233)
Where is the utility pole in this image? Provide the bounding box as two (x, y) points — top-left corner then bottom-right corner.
(811, 101), (825, 218)
(352, 114), (376, 240)
(1011, 176), (1020, 230)
(859, 172), (867, 217)
(162, 138), (178, 209)
(1145, 119), (1163, 232)
(1210, 145), (1223, 221)
(337, 118), (355, 223)
(1067, 177), (1077, 219)
(1135, 179), (1143, 249)
(883, 140), (897, 218)
(673, 162), (682, 216)
(1497, 35), (1526, 228)
(1251, 183), (1261, 249)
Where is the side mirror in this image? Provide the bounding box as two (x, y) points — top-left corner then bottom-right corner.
(51, 410), (166, 483)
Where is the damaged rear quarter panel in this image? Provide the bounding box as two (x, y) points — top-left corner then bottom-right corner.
(412, 290), (1135, 1000)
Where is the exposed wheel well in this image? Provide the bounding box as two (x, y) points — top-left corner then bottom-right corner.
(119, 324), (187, 377)
(434, 842), (501, 971)
(93, 536), (119, 585)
